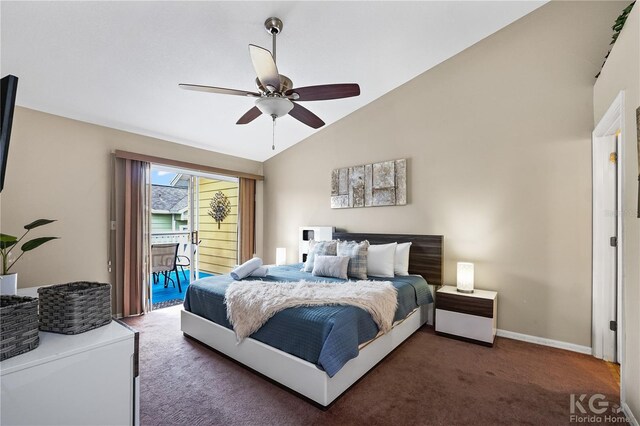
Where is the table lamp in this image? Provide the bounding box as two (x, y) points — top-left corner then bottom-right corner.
(276, 247), (287, 266)
(457, 262), (474, 293)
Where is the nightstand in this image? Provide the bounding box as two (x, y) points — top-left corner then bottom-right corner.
(435, 285), (497, 346)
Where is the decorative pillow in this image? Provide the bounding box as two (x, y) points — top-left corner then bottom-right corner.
(312, 255), (350, 280)
(337, 240), (369, 280)
(367, 243), (397, 278)
(303, 240), (337, 272)
(395, 242), (412, 276)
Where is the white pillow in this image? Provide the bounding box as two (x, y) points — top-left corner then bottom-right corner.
(367, 243), (397, 278)
(394, 242), (412, 276)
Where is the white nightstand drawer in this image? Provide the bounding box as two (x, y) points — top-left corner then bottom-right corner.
(435, 308), (495, 344)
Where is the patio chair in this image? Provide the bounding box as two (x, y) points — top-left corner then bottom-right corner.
(151, 243), (181, 293)
(176, 240), (202, 281)
(176, 243), (190, 281)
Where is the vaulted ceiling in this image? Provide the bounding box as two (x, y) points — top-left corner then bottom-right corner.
(1, 1), (545, 161)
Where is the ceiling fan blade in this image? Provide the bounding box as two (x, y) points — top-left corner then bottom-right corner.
(236, 106), (262, 125)
(288, 103), (325, 129)
(249, 44), (281, 92)
(179, 84), (260, 97)
(285, 84), (360, 101)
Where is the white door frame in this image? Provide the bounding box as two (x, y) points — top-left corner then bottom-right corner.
(189, 175), (199, 282)
(592, 91), (625, 365)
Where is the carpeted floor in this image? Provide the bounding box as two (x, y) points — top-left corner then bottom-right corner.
(123, 306), (626, 425)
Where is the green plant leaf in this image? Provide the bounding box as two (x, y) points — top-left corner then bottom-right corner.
(0, 233), (18, 250)
(24, 219), (56, 230)
(0, 240), (17, 250)
(21, 237), (59, 252)
(0, 233), (17, 242)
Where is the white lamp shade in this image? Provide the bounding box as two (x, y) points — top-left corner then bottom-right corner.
(456, 262), (474, 293)
(276, 248), (287, 266)
(256, 97), (294, 118)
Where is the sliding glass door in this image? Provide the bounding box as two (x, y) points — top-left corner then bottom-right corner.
(149, 165), (238, 309)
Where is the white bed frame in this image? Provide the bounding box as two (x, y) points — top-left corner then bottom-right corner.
(181, 232), (443, 406)
(181, 301), (433, 407)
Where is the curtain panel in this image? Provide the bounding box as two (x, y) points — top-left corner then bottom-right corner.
(238, 177), (256, 264)
(112, 157), (150, 316)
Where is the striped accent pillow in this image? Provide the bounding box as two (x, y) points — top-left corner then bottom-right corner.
(337, 240), (370, 280)
(303, 240), (337, 272)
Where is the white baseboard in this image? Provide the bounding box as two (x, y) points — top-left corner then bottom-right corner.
(496, 329), (592, 355)
(623, 402), (639, 426)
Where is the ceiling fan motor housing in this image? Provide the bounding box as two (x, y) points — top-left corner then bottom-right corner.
(255, 75), (293, 94)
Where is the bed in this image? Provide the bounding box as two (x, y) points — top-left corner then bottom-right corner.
(180, 232), (443, 406)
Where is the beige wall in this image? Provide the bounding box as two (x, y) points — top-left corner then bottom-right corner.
(594, 3), (640, 420)
(0, 107), (263, 288)
(264, 1), (624, 347)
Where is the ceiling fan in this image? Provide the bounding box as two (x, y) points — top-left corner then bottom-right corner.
(179, 17), (360, 149)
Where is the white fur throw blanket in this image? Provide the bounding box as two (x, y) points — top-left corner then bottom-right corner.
(225, 280), (398, 341)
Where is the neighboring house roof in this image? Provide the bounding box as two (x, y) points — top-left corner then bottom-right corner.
(151, 184), (188, 213)
(170, 173), (189, 188)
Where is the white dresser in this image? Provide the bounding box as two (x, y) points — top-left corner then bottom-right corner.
(1, 288), (139, 426)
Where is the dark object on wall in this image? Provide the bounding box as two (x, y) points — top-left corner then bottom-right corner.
(596, 1), (636, 78)
(0, 75), (18, 193)
(208, 191), (231, 229)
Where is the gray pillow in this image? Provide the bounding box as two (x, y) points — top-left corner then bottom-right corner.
(337, 240), (369, 280)
(303, 240), (337, 272)
(312, 255), (349, 280)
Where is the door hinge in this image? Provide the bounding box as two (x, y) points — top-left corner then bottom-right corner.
(610, 320), (617, 332)
(609, 152), (617, 163)
(610, 236), (618, 247)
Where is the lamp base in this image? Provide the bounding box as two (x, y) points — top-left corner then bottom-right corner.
(456, 288), (474, 294)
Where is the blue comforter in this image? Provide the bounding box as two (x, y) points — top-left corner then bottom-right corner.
(183, 264), (432, 377)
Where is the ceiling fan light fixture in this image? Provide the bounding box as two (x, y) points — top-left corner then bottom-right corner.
(255, 97), (293, 118)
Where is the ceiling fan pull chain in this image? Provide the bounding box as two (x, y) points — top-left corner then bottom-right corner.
(272, 115), (276, 150)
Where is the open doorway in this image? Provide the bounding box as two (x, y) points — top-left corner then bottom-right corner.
(592, 91), (624, 364)
(150, 165), (239, 309)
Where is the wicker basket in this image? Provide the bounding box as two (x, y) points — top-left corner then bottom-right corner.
(1, 295), (40, 361)
(38, 282), (112, 335)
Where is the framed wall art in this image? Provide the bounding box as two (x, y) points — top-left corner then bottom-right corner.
(331, 159), (407, 209)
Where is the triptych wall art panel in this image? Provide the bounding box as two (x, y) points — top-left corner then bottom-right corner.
(331, 159), (406, 209)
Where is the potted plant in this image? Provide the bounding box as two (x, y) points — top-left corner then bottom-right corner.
(1, 219), (58, 294)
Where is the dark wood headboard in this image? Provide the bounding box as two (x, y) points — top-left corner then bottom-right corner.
(332, 232), (444, 286)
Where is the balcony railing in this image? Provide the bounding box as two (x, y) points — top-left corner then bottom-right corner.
(151, 231), (191, 256)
